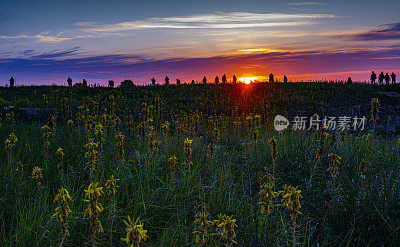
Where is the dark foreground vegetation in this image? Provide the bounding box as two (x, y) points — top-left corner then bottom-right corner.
(0, 82), (399, 246)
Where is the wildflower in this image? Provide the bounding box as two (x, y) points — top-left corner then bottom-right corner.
(327, 153), (341, 177)
(5, 132), (17, 168)
(214, 214), (238, 245)
(254, 114), (261, 125)
(121, 216), (148, 247)
(161, 121), (170, 135)
(84, 182), (104, 245)
(259, 180), (276, 215)
(94, 123), (104, 141)
(269, 136), (277, 160)
(184, 138), (193, 158)
(370, 98), (380, 122)
(362, 134), (370, 142)
(105, 175), (120, 198)
(193, 212), (213, 244)
(168, 155), (177, 172)
(57, 148), (65, 170)
(116, 133), (125, 161)
(276, 185), (302, 214)
(32, 166), (43, 184)
(53, 187), (72, 238)
(5, 132), (17, 151)
(41, 125), (52, 149)
(84, 139), (99, 180)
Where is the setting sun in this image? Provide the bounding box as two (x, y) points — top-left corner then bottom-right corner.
(239, 77), (258, 84)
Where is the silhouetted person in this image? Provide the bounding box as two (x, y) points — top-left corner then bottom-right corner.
(370, 71), (376, 84)
(391, 72), (396, 84)
(67, 77), (72, 87)
(165, 76), (169, 85)
(108, 80), (114, 87)
(83, 79), (87, 87)
(232, 75), (237, 84)
(269, 73), (274, 83)
(151, 77), (156, 85)
(202, 76), (207, 84)
(283, 75), (288, 83)
(9, 77), (14, 88)
(385, 73), (390, 84)
(378, 72), (384, 85)
(215, 76), (219, 84)
(347, 77), (353, 84)
(176, 79), (181, 85)
(222, 74), (227, 83)
(191, 79), (195, 84)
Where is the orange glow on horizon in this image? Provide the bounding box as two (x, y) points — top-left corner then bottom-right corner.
(239, 76), (258, 84)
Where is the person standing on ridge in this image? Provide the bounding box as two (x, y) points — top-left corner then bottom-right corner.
(283, 75), (288, 83)
(385, 73), (390, 84)
(9, 77), (15, 87)
(370, 71), (376, 85)
(269, 73), (274, 83)
(151, 77), (156, 85)
(202, 76), (207, 84)
(165, 76), (169, 85)
(222, 74), (227, 83)
(378, 71), (384, 85)
(232, 75), (237, 84)
(215, 76), (219, 84)
(67, 77), (72, 87)
(390, 72), (396, 84)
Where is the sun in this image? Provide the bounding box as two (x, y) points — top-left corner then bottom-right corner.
(239, 77), (258, 84)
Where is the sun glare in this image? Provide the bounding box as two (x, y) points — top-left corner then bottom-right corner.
(239, 77), (258, 84)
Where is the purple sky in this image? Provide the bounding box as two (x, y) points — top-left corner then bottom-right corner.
(1, 0), (400, 85)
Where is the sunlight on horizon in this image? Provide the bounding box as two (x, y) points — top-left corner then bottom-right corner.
(239, 76), (258, 84)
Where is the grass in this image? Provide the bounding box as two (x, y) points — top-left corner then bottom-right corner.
(0, 82), (399, 246)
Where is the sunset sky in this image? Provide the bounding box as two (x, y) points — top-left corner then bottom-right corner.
(1, 0), (400, 85)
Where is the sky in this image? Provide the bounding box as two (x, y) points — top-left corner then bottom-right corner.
(1, 0), (400, 85)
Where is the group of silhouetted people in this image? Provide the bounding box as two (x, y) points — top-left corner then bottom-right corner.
(157, 74), (235, 85)
(371, 71), (396, 85)
(5, 72), (399, 87)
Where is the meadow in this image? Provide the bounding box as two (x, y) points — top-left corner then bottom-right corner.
(0, 82), (399, 246)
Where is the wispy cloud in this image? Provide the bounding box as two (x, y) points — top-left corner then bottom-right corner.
(2, 46), (400, 85)
(82, 12), (335, 33)
(0, 31), (101, 43)
(288, 2), (325, 6)
(350, 22), (400, 41)
(0, 12), (335, 43)
(29, 46), (81, 59)
(0, 32), (73, 43)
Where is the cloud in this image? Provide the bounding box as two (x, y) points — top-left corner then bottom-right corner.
(0, 12), (335, 43)
(350, 22), (400, 41)
(82, 12), (335, 33)
(2, 46), (400, 85)
(29, 46), (81, 59)
(0, 31), (100, 43)
(0, 31), (73, 43)
(288, 2), (325, 6)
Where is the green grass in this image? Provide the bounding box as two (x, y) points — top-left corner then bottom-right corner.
(0, 82), (399, 246)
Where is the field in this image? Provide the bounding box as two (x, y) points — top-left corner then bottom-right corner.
(0, 82), (399, 246)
